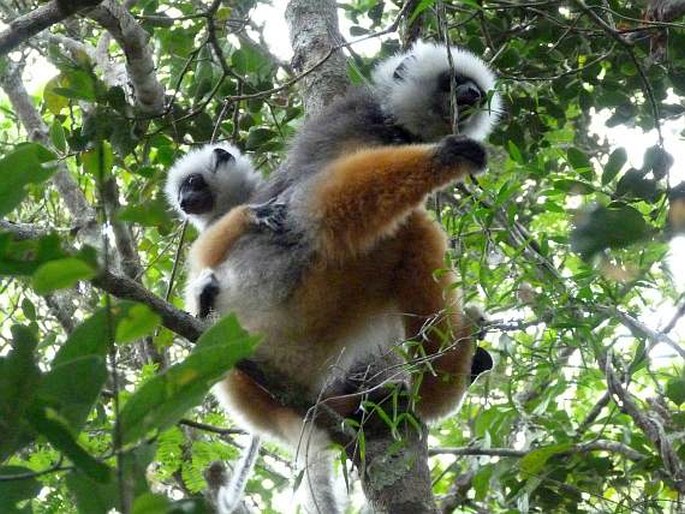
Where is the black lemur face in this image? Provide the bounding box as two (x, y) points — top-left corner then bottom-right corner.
(178, 174), (214, 215)
(177, 148), (236, 215)
(433, 71), (487, 130)
(437, 71), (486, 109)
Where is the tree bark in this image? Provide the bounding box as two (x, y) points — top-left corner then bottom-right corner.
(88, 0), (165, 115)
(285, 0), (349, 116)
(0, 0), (103, 55)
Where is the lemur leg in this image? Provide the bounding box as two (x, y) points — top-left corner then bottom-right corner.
(306, 135), (486, 259)
(190, 200), (287, 273)
(216, 371), (343, 514)
(394, 211), (482, 422)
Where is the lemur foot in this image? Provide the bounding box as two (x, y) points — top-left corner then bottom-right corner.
(250, 198), (288, 234)
(192, 269), (220, 319)
(434, 134), (487, 172)
(470, 346), (493, 384)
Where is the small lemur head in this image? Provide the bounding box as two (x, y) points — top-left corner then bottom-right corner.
(372, 40), (502, 142)
(164, 143), (261, 231)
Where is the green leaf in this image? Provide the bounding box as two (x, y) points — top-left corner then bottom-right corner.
(0, 143), (57, 216)
(132, 493), (171, 514)
(119, 315), (259, 444)
(642, 145), (673, 180)
(506, 140), (523, 164)
(231, 45), (271, 77)
(567, 147), (591, 171)
(66, 470), (118, 514)
(602, 148), (627, 185)
(37, 355), (107, 430)
(67, 440), (154, 513)
(0, 233), (66, 276)
(53, 309), (112, 366)
(44, 76), (70, 114)
(473, 464), (494, 501)
(50, 119), (67, 153)
(115, 303), (162, 344)
(82, 141), (114, 181)
(553, 179), (595, 195)
(615, 169), (659, 203)
(0, 466), (41, 512)
(21, 298), (36, 321)
(26, 406), (111, 482)
(55, 301), (157, 365)
(32, 257), (97, 294)
(519, 443), (572, 475)
(0, 326), (41, 461)
(666, 378), (685, 406)
(571, 204), (650, 259)
(245, 128), (278, 150)
(409, 0), (436, 23)
(51, 69), (97, 101)
(118, 196), (170, 229)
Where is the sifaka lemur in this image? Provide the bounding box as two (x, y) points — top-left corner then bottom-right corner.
(166, 41), (500, 513)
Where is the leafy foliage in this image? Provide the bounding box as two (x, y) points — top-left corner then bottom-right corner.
(0, 0), (684, 513)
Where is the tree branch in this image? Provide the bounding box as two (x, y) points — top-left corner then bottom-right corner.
(604, 358), (685, 492)
(0, 0), (103, 56)
(92, 269), (205, 342)
(0, 61), (99, 242)
(0, 220), (53, 240)
(600, 305), (685, 359)
(87, 0), (165, 115)
(430, 440), (646, 462)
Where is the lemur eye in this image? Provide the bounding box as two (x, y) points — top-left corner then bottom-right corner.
(437, 72), (452, 92)
(187, 174), (204, 187)
(439, 73), (469, 92)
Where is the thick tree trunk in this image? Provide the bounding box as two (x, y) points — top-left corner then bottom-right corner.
(285, 0), (349, 116)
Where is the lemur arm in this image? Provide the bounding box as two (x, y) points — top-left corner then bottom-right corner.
(188, 205), (254, 272)
(306, 135), (486, 260)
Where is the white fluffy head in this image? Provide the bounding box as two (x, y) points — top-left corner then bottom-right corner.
(372, 40), (502, 141)
(164, 143), (261, 231)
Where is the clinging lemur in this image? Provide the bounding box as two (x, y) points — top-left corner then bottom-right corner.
(167, 40), (500, 514)
(164, 143), (262, 232)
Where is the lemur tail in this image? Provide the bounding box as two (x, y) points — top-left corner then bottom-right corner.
(218, 435), (261, 513)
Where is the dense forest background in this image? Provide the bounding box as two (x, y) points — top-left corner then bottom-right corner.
(1, 0), (684, 512)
